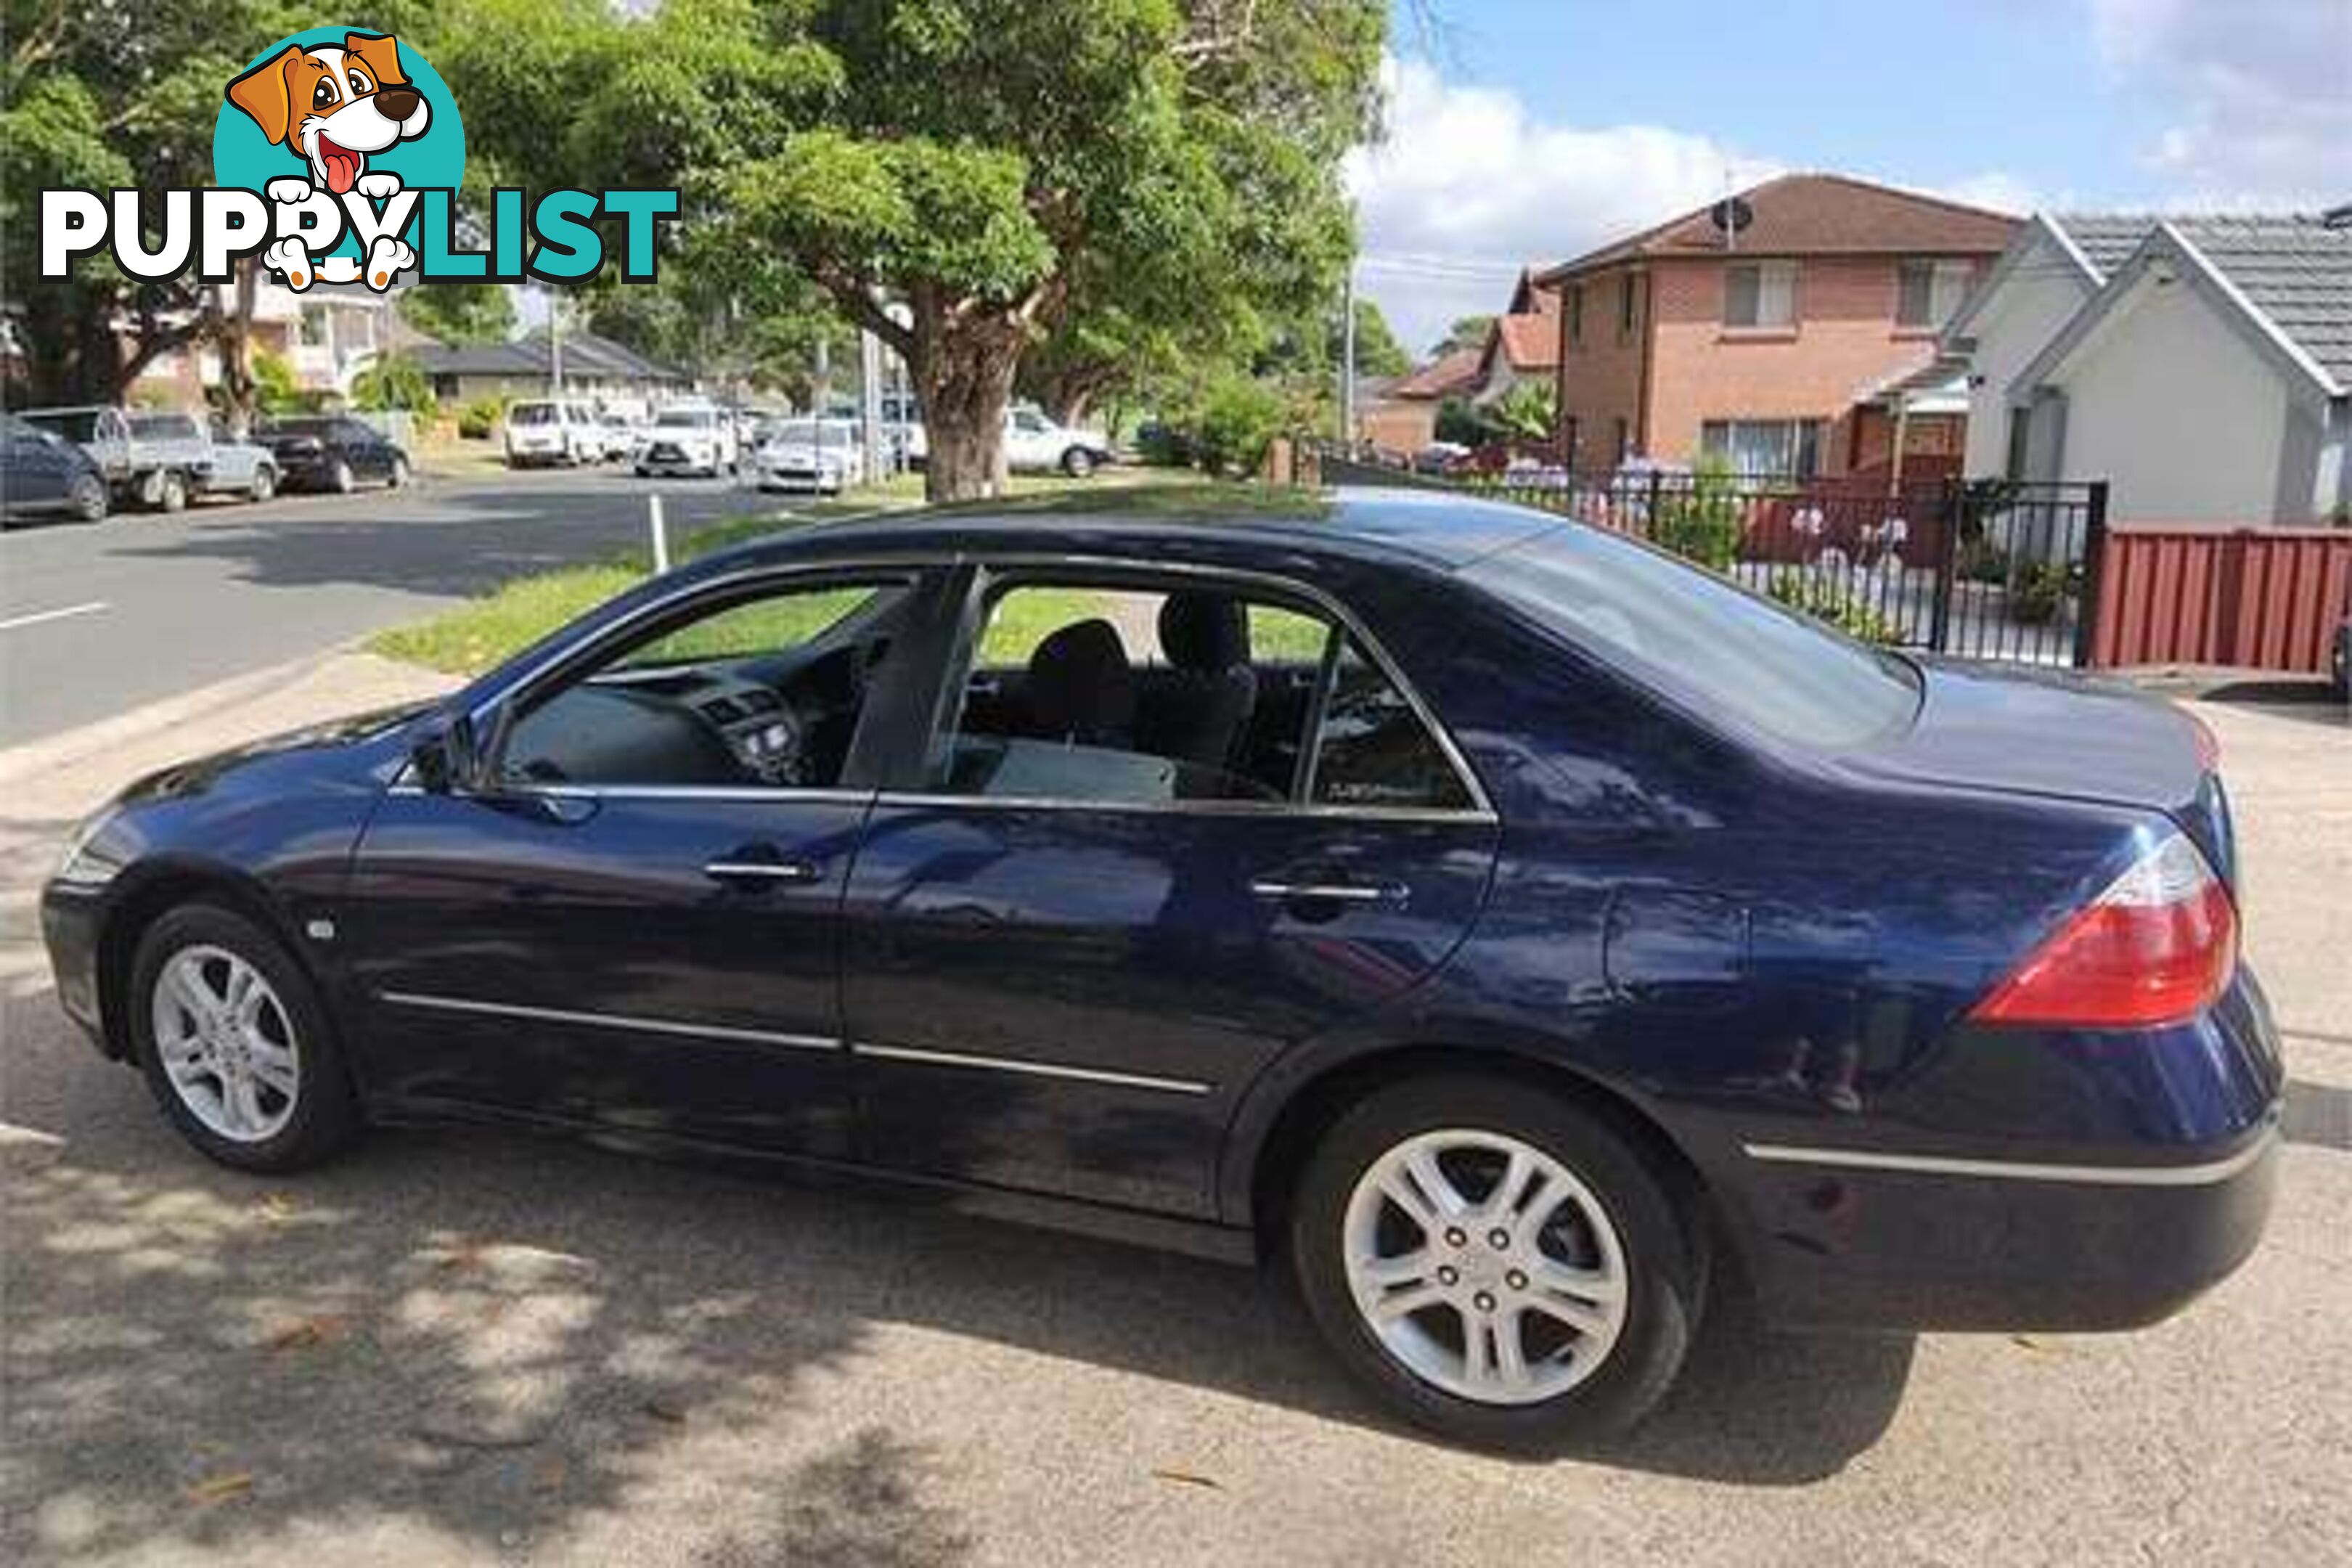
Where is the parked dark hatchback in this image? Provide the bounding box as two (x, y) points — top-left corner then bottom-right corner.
(41, 489), (2282, 1447)
(256, 416), (409, 494)
(1, 412), (109, 524)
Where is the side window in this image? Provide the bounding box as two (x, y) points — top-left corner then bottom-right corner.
(499, 579), (903, 791)
(931, 580), (1336, 806)
(1309, 640), (1473, 811)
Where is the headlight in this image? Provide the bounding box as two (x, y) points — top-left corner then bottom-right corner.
(55, 806), (123, 887)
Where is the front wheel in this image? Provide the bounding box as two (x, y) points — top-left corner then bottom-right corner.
(387, 455), (409, 489)
(248, 465), (276, 504)
(70, 473), (107, 522)
(330, 459), (356, 494)
(128, 904), (362, 1172)
(1289, 1073), (1700, 1451)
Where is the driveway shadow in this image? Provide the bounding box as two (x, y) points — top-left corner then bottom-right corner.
(4, 984), (1914, 1568)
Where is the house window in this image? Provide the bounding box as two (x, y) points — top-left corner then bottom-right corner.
(1897, 258), (1974, 329)
(1617, 274), (1640, 340)
(2004, 407), (2032, 481)
(1612, 417), (1631, 467)
(297, 305), (327, 347)
(1567, 285), (1584, 347)
(1700, 418), (1822, 478)
(1723, 262), (1798, 329)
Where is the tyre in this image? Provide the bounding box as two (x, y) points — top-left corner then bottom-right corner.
(70, 473), (108, 523)
(1289, 1073), (1699, 1451)
(331, 459), (356, 494)
(155, 470), (189, 513)
(1061, 446), (1095, 478)
(127, 903), (362, 1173)
(248, 465), (276, 504)
(388, 455), (409, 489)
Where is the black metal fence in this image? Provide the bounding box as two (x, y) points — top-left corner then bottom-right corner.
(1323, 455), (2109, 667)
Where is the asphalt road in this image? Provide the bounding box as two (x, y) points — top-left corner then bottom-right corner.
(0, 664), (2346, 1563)
(0, 467), (777, 747)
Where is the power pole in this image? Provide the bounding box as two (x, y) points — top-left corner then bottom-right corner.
(1339, 267), (1357, 453)
(859, 326), (885, 487)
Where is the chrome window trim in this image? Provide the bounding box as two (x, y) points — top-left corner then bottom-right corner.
(869, 790), (1494, 825)
(1740, 1129), (2277, 1188)
(377, 989), (841, 1053)
(387, 776), (879, 806)
(853, 1041), (1212, 1097)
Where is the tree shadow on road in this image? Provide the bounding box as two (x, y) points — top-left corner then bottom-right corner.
(3, 988), (1916, 1564)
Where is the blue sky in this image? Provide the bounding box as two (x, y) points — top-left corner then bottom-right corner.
(1352, 0), (2351, 351)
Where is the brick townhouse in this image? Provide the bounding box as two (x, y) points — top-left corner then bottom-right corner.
(1538, 173), (2018, 478)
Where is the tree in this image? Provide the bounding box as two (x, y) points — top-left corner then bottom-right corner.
(1487, 379), (1556, 444)
(729, 2), (1383, 499)
(399, 283), (516, 346)
(348, 353), (435, 413)
(1432, 314), (1495, 357)
(1337, 299), (1410, 379)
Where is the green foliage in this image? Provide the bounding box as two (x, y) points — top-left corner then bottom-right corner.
(1651, 454), (1743, 571)
(1434, 399), (1487, 447)
(2009, 560), (2075, 625)
(399, 283), (516, 347)
(251, 351), (301, 416)
(1768, 570), (1901, 644)
(348, 354), (436, 414)
(1432, 314), (1496, 357)
(1181, 374), (1288, 477)
(1487, 380), (1556, 444)
(457, 396), (506, 440)
(1340, 300), (1411, 378)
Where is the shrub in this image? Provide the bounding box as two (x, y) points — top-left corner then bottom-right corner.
(1768, 569), (1901, 644)
(457, 394), (505, 440)
(2009, 560), (2074, 624)
(348, 354), (436, 414)
(1651, 452), (1742, 571)
(1190, 376), (1286, 477)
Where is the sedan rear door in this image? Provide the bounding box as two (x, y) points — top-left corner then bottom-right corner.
(838, 566), (1500, 1218)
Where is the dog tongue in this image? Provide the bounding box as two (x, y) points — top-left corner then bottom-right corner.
(321, 141), (359, 195)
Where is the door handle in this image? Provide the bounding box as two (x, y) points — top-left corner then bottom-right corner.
(1249, 879), (1409, 906)
(704, 854), (824, 886)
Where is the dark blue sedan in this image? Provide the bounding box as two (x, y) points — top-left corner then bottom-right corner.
(40, 489), (2282, 1448)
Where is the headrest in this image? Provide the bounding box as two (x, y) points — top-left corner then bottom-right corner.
(1025, 618), (1135, 743)
(1158, 593), (1251, 673)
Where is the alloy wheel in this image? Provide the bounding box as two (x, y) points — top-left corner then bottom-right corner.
(249, 466), (275, 503)
(149, 944), (301, 1143)
(1342, 1127), (1629, 1405)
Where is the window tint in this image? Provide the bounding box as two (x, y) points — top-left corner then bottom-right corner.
(1309, 640), (1472, 811)
(1463, 526), (1919, 748)
(501, 579), (904, 791)
(934, 581), (1336, 806)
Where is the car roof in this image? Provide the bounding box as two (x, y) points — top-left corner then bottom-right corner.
(703, 485), (1566, 577)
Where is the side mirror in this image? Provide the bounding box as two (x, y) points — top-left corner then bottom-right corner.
(409, 706), (502, 795)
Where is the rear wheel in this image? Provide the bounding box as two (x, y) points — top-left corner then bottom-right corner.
(1061, 446), (1096, 478)
(154, 470), (189, 513)
(1289, 1073), (1699, 1451)
(128, 904), (362, 1173)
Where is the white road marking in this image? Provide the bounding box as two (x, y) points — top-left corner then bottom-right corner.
(0, 600), (109, 634)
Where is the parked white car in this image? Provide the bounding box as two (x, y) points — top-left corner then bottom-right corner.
(754, 418), (863, 494)
(505, 401), (606, 467)
(1003, 404), (1111, 477)
(633, 404), (739, 478)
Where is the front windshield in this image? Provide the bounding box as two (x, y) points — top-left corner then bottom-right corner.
(1464, 523), (1921, 749)
(655, 409), (714, 429)
(510, 404), (558, 425)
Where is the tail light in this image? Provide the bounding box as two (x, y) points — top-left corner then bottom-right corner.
(1970, 832), (2237, 1029)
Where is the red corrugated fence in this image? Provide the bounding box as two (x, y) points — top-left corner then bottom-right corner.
(2092, 526), (2352, 674)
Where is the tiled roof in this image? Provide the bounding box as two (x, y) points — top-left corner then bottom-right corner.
(1492, 312), (1557, 372)
(1539, 173), (2018, 282)
(409, 328), (690, 384)
(1385, 348), (1484, 400)
(2053, 213), (2352, 387)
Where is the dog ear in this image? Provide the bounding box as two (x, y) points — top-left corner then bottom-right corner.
(226, 44), (303, 146)
(344, 33), (407, 88)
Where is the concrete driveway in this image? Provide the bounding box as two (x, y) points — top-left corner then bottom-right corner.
(1, 672), (2345, 1567)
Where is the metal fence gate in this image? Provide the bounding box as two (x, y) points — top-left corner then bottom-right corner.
(1320, 457), (2110, 668)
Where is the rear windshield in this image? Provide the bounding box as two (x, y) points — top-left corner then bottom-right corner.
(510, 403), (558, 425)
(129, 415), (199, 439)
(1463, 524), (1921, 748)
(26, 411), (101, 442)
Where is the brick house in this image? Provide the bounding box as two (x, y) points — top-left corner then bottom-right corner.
(1470, 267), (1561, 406)
(1536, 173), (2017, 476)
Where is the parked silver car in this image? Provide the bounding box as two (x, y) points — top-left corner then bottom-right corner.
(20, 406), (214, 512)
(201, 422), (279, 503)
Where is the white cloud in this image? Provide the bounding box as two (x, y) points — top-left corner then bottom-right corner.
(1933, 171), (2046, 216)
(1344, 57), (1779, 356)
(2088, 0), (2352, 204)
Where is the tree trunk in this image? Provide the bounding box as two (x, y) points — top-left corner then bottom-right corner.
(215, 263), (261, 436)
(911, 316), (1022, 504)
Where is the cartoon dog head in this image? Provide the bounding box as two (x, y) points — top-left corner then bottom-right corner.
(226, 33), (430, 196)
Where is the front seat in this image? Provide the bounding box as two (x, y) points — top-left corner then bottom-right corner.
(1024, 618), (1136, 748)
(1141, 592), (1259, 773)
